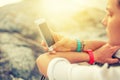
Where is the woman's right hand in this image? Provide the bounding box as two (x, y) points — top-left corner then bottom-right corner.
(40, 31), (64, 51)
(52, 37), (77, 52)
(41, 31), (77, 52)
(94, 43), (120, 64)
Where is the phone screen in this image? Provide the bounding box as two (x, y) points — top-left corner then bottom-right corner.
(37, 19), (55, 47)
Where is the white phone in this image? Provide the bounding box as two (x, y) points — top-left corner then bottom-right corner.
(35, 18), (55, 47)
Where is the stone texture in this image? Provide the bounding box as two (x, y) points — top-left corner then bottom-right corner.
(0, 0), (106, 80)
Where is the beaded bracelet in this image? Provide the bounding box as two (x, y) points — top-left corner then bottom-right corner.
(76, 39), (82, 52)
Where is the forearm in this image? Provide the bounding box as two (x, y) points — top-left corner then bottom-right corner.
(83, 40), (106, 51)
(52, 52), (90, 63)
(51, 32), (106, 52)
(68, 40), (106, 51)
(36, 51), (90, 76)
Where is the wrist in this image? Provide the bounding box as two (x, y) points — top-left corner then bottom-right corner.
(84, 49), (95, 64)
(76, 39), (82, 52)
(76, 39), (84, 52)
(71, 39), (85, 52)
(71, 39), (77, 51)
(93, 51), (100, 63)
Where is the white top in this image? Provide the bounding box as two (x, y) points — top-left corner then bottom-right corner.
(47, 58), (120, 80)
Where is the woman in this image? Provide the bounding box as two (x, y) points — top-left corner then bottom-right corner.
(36, 0), (120, 80)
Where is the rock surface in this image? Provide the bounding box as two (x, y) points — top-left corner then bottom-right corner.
(0, 1), (45, 80)
(0, 0), (107, 80)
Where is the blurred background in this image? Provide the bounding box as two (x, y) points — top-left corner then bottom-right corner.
(0, 0), (107, 80)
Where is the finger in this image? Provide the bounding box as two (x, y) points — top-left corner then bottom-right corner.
(42, 46), (48, 51)
(41, 40), (47, 47)
(111, 46), (120, 52)
(109, 46), (120, 56)
(49, 50), (56, 54)
(52, 41), (62, 50)
(52, 45), (57, 50)
(48, 46), (56, 54)
(53, 43), (71, 51)
(106, 58), (119, 64)
(55, 41), (62, 47)
(57, 48), (71, 52)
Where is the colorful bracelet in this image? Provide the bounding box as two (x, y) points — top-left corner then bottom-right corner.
(76, 39), (82, 52)
(84, 49), (94, 65)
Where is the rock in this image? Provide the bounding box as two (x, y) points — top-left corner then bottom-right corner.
(0, 32), (44, 80)
(0, 0), (41, 41)
(0, 0), (107, 80)
(0, 33), (29, 45)
(1, 44), (35, 79)
(0, 0), (46, 80)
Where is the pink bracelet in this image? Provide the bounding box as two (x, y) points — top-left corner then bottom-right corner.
(84, 49), (94, 65)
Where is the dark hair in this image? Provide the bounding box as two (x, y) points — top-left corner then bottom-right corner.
(118, 0), (120, 6)
(117, 0), (120, 8)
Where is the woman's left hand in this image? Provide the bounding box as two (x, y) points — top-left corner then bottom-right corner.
(94, 43), (120, 64)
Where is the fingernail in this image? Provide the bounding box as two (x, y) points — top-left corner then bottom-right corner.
(48, 46), (54, 52)
(52, 45), (56, 49)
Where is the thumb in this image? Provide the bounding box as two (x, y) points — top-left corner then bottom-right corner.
(107, 58), (119, 64)
(112, 46), (120, 53)
(52, 41), (62, 50)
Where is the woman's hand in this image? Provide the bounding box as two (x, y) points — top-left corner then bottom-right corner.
(52, 37), (77, 52)
(40, 32), (64, 51)
(41, 31), (106, 52)
(41, 38), (77, 52)
(94, 43), (120, 64)
(52, 32), (77, 52)
(41, 31), (77, 52)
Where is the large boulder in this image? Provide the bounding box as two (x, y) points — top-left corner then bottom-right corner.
(0, 1), (45, 80)
(0, 0), (106, 80)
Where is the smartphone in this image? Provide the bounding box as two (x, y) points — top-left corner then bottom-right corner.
(36, 18), (55, 47)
